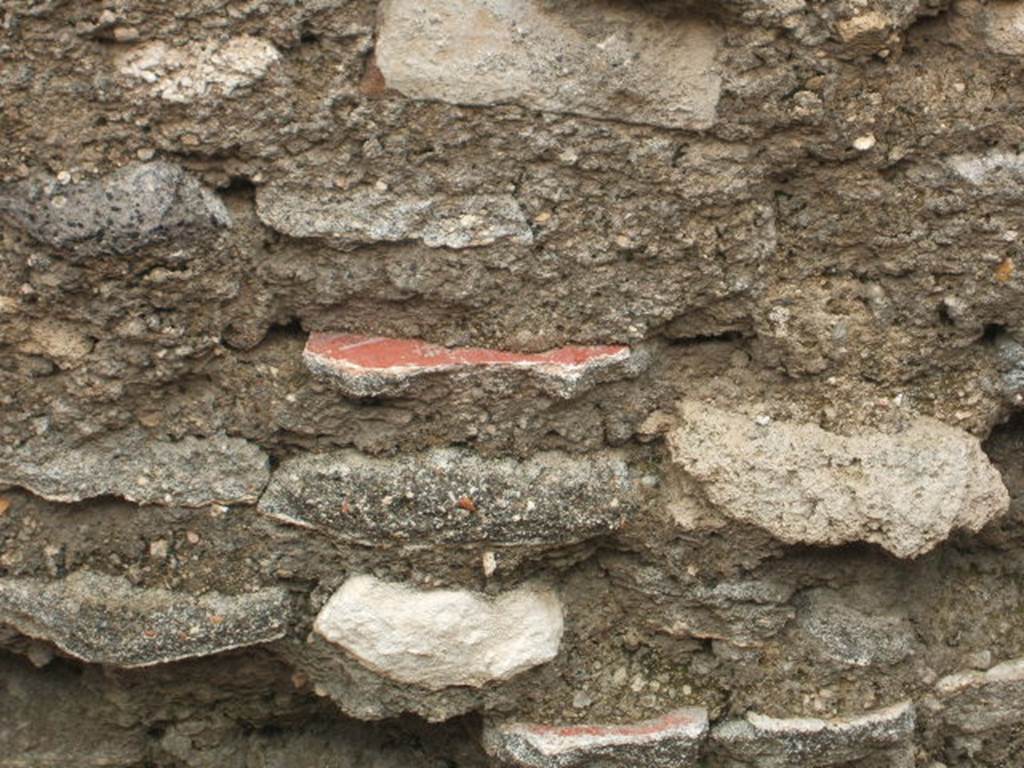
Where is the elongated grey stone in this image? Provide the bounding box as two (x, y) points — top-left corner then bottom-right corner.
(0, 428), (270, 507)
(0, 572), (289, 667)
(258, 448), (636, 546)
(255, 185), (532, 249)
(711, 702), (915, 767)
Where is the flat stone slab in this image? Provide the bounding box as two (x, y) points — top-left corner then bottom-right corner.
(376, 0), (722, 130)
(482, 708), (708, 767)
(935, 657), (1024, 734)
(303, 332), (636, 398)
(0, 572), (289, 667)
(313, 575), (563, 690)
(711, 701), (915, 767)
(0, 162), (230, 256)
(0, 428), (270, 507)
(258, 448), (636, 546)
(255, 185), (532, 249)
(667, 402), (1008, 558)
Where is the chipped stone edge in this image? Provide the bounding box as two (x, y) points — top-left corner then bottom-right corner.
(710, 700), (916, 762)
(482, 707), (709, 766)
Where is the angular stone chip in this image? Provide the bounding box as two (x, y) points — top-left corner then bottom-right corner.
(0, 428), (270, 507)
(667, 402), (1008, 558)
(376, 0), (722, 130)
(258, 448), (636, 546)
(314, 575), (563, 690)
(482, 708), (709, 767)
(0, 572), (290, 667)
(303, 333), (639, 399)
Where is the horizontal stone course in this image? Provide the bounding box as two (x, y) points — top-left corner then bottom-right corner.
(0, 428), (270, 507)
(258, 447), (636, 546)
(255, 185), (533, 249)
(376, 0), (722, 130)
(934, 657), (1024, 734)
(0, 571), (289, 667)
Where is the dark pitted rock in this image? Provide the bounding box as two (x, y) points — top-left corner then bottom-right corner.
(0, 571), (289, 667)
(0, 428), (270, 507)
(710, 701), (915, 767)
(0, 162), (230, 256)
(482, 708), (708, 767)
(258, 448), (637, 546)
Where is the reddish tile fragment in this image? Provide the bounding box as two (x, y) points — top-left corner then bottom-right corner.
(303, 332), (637, 398)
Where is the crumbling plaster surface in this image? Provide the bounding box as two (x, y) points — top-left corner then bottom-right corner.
(3, 0), (1024, 765)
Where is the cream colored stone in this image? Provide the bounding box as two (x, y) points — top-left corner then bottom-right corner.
(313, 575), (563, 690)
(667, 402), (1008, 558)
(118, 36), (279, 103)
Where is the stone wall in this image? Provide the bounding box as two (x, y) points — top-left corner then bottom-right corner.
(3, 1), (1024, 765)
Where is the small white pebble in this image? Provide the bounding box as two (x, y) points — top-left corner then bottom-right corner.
(482, 550), (497, 577)
(149, 539), (169, 560)
(853, 134), (876, 151)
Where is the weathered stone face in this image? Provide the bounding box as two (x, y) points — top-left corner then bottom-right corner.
(0, 429), (269, 507)
(255, 186), (533, 248)
(667, 402), (1009, 558)
(934, 658), (1024, 735)
(0, 572), (289, 667)
(952, 0), (1024, 54)
(258, 448), (636, 546)
(313, 575), (563, 690)
(5, 0), (1024, 762)
(376, 0), (722, 130)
